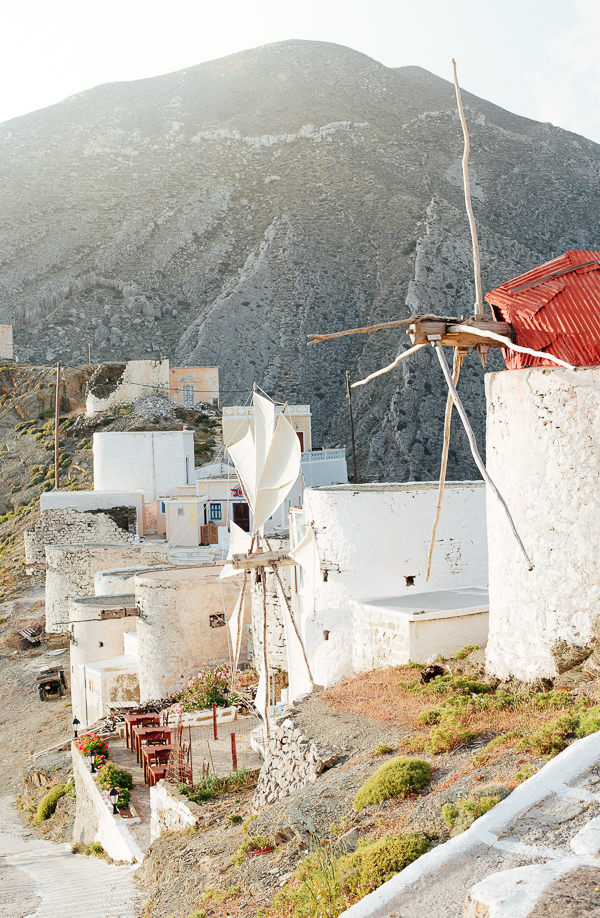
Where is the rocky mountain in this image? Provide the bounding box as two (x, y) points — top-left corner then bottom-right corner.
(2, 40), (600, 480)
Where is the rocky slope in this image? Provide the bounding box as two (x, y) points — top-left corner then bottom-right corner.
(2, 40), (600, 479)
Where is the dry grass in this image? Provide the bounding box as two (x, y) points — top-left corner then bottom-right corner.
(322, 666), (593, 756)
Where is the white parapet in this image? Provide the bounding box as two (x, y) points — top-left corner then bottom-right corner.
(351, 587), (489, 669)
(485, 366), (600, 682)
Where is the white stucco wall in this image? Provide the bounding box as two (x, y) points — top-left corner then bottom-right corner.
(485, 367), (600, 682)
(86, 359), (169, 416)
(292, 482), (488, 687)
(94, 565), (169, 596)
(69, 594), (139, 725)
(135, 565), (247, 701)
(72, 743), (144, 863)
(93, 431), (195, 501)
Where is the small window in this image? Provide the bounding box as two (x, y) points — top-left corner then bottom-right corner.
(161, 502), (166, 514)
(182, 384), (194, 407)
(177, 507), (185, 517)
(209, 613), (226, 628)
(210, 502), (222, 521)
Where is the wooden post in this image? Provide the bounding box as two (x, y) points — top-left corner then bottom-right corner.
(88, 343), (91, 365)
(231, 732), (237, 771)
(54, 362), (60, 490)
(345, 370), (359, 484)
(212, 702), (217, 740)
(261, 564), (271, 736)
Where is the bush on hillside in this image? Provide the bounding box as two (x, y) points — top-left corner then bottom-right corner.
(353, 757), (431, 811)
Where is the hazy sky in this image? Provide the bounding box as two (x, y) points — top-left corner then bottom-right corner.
(3, 0), (600, 143)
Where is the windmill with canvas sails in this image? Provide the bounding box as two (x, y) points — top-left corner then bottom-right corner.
(220, 390), (315, 734)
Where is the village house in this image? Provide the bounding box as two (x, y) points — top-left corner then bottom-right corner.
(85, 358), (219, 415)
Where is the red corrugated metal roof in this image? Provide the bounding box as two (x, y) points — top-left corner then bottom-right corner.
(485, 250), (600, 369)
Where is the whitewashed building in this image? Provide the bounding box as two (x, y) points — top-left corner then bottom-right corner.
(288, 482), (488, 689)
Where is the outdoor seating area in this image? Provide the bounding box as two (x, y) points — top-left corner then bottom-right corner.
(125, 711), (174, 787)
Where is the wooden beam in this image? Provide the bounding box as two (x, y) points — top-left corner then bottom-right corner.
(407, 319), (515, 349)
(307, 318), (417, 345)
(232, 549), (298, 570)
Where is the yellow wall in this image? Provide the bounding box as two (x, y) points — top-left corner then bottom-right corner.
(169, 367), (219, 406)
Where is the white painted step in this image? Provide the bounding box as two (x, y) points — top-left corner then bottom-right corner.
(0, 796), (140, 918)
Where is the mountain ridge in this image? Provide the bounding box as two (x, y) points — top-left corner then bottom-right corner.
(2, 39), (599, 480)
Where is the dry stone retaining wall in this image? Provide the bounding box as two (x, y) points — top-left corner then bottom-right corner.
(253, 716), (337, 809)
(25, 507), (136, 564)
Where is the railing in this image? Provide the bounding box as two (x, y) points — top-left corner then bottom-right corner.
(301, 449), (346, 463)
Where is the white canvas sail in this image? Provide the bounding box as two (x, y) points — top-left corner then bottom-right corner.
(289, 524), (319, 581)
(227, 428), (257, 509)
(227, 583), (246, 671)
(252, 413), (301, 534)
(254, 663), (268, 727)
(220, 521), (253, 579)
(275, 577), (313, 702)
(226, 392), (301, 535)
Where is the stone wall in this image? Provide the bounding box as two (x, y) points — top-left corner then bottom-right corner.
(45, 541), (170, 633)
(71, 742), (144, 863)
(25, 507), (137, 564)
(150, 781), (201, 841)
(251, 536), (290, 676)
(253, 715), (337, 809)
(485, 367), (600, 682)
(135, 565), (245, 701)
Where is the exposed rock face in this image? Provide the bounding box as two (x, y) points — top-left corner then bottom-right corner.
(2, 40), (600, 478)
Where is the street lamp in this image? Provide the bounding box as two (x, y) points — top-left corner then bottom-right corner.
(223, 686), (230, 708)
(87, 751), (97, 774)
(72, 717), (80, 739)
(109, 787), (119, 815)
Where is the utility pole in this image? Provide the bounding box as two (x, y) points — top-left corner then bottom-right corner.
(345, 370), (359, 484)
(54, 362), (60, 490)
(88, 343), (91, 365)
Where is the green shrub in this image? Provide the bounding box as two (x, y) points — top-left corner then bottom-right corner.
(341, 832), (430, 897)
(472, 732), (521, 765)
(177, 663), (241, 711)
(518, 714), (578, 757)
(373, 744), (395, 756)
(415, 708), (442, 725)
(271, 844), (346, 918)
(231, 834), (270, 866)
(576, 704), (600, 737)
(179, 774), (221, 803)
(96, 761), (133, 793)
(353, 757), (431, 811)
(455, 645), (479, 660)
(441, 785), (507, 836)
(33, 784), (67, 825)
(427, 720), (476, 755)
(84, 841), (105, 857)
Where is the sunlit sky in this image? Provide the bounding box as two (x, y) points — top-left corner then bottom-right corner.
(3, 0), (600, 143)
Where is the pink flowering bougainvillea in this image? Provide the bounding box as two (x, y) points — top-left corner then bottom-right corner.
(177, 663), (242, 711)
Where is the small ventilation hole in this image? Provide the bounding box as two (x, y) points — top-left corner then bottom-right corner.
(405, 575), (416, 587)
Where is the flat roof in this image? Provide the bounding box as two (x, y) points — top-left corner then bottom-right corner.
(314, 481), (484, 492)
(70, 594), (136, 608)
(351, 587), (489, 622)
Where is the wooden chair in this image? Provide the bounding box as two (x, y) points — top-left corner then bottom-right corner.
(124, 713), (159, 751)
(148, 748), (173, 787)
(141, 744), (173, 784)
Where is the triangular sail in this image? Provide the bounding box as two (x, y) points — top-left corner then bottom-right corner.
(220, 521), (253, 579)
(252, 413), (301, 534)
(274, 577), (313, 702)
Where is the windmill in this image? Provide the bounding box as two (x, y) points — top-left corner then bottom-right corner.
(220, 389), (314, 735)
(307, 62), (575, 576)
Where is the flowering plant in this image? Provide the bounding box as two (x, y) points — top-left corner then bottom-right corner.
(76, 733), (109, 759)
(177, 663), (242, 711)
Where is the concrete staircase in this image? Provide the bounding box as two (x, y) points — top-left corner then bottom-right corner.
(0, 796), (140, 918)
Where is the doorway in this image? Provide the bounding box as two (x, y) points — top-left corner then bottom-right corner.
(233, 502), (250, 532)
